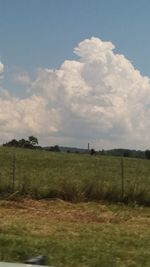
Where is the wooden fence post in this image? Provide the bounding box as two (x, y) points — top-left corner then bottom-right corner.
(121, 157), (124, 201)
(12, 154), (16, 192)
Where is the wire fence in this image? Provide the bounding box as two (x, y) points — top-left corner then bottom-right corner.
(0, 150), (150, 205)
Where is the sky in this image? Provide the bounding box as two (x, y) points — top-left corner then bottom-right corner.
(1, 0), (150, 149)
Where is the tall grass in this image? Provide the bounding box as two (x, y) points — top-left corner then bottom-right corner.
(0, 147), (149, 205)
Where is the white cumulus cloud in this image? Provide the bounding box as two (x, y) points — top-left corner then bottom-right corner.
(0, 61), (4, 77)
(12, 71), (31, 85)
(1, 37), (150, 149)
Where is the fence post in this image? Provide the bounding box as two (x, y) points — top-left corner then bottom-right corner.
(12, 154), (16, 192)
(121, 157), (124, 201)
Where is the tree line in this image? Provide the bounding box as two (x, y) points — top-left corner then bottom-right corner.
(3, 137), (61, 152)
(2, 137), (150, 159)
(3, 136), (39, 149)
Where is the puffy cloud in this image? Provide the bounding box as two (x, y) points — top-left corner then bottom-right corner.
(1, 37), (150, 149)
(0, 91), (61, 143)
(12, 71), (31, 85)
(0, 61), (4, 77)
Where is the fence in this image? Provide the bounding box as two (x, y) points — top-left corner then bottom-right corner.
(0, 149), (150, 205)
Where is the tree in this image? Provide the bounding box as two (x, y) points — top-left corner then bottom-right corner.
(28, 136), (38, 146)
(18, 139), (27, 147)
(145, 150), (150, 159)
(101, 149), (105, 155)
(49, 145), (60, 152)
(3, 136), (40, 149)
(123, 149), (131, 157)
(3, 139), (19, 147)
(54, 145), (60, 152)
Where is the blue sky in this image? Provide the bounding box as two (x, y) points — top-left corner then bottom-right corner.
(1, 0), (150, 149)
(1, 0), (150, 74)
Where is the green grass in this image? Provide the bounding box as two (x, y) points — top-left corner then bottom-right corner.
(0, 148), (149, 266)
(0, 147), (150, 205)
(0, 200), (149, 267)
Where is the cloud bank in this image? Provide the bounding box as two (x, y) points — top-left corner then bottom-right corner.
(1, 37), (150, 149)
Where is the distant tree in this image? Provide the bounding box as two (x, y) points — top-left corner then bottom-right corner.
(28, 136), (38, 146)
(3, 139), (19, 147)
(18, 139), (28, 147)
(3, 137), (40, 149)
(101, 149), (105, 155)
(53, 145), (60, 152)
(49, 145), (61, 152)
(123, 149), (131, 157)
(145, 150), (150, 159)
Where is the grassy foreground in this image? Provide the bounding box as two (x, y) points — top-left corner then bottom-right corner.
(0, 199), (149, 267)
(0, 147), (150, 204)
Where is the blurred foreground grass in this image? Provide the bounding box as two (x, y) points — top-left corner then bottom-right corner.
(0, 199), (149, 267)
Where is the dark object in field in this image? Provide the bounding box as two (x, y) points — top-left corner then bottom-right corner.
(90, 148), (96, 155)
(25, 255), (47, 265)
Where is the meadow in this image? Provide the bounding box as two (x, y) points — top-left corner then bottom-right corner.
(0, 147), (150, 266)
(0, 147), (149, 205)
(0, 199), (149, 267)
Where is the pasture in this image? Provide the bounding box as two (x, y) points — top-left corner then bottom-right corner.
(0, 147), (150, 205)
(0, 147), (149, 266)
(0, 147), (149, 205)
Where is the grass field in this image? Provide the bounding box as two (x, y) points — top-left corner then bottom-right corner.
(0, 148), (149, 266)
(0, 147), (150, 205)
(0, 199), (149, 267)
